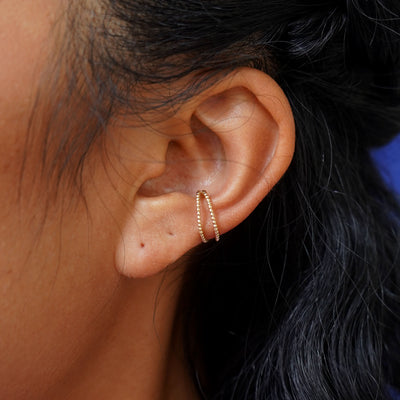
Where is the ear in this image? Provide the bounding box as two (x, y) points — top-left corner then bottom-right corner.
(114, 68), (295, 278)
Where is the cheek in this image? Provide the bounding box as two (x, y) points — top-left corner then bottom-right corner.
(0, 2), (120, 398)
(0, 0), (56, 131)
(0, 0), (60, 289)
(0, 97), (120, 398)
(0, 0), (59, 201)
(0, 0), (59, 288)
(0, 161), (121, 399)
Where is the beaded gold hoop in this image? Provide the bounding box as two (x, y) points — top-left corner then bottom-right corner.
(196, 190), (220, 243)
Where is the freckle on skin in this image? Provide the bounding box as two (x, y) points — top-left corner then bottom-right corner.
(140, 243), (145, 248)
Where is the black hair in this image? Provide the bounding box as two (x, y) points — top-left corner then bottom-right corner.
(38, 0), (400, 398)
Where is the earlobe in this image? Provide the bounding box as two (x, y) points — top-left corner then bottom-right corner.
(114, 68), (295, 278)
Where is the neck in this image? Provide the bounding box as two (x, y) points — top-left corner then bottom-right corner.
(46, 266), (200, 400)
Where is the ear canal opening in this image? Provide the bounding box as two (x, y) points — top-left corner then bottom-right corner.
(137, 115), (225, 198)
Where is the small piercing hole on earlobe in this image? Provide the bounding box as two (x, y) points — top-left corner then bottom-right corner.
(168, 231), (174, 237)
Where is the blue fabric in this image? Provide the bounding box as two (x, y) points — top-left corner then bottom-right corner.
(371, 134), (400, 195)
(371, 137), (400, 400)
(388, 386), (400, 400)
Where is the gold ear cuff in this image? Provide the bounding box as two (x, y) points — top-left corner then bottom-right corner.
(196, 190), (220, 243)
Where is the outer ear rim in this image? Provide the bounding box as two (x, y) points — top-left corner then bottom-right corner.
(192, 67), (295, 232)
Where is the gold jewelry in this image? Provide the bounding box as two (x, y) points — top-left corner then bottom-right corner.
(196, 190), (220, 243)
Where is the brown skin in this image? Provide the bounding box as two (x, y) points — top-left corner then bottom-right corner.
(0, 1), (295, 399)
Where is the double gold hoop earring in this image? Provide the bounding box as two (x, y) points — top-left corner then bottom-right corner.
(196, 190), (220, 243)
